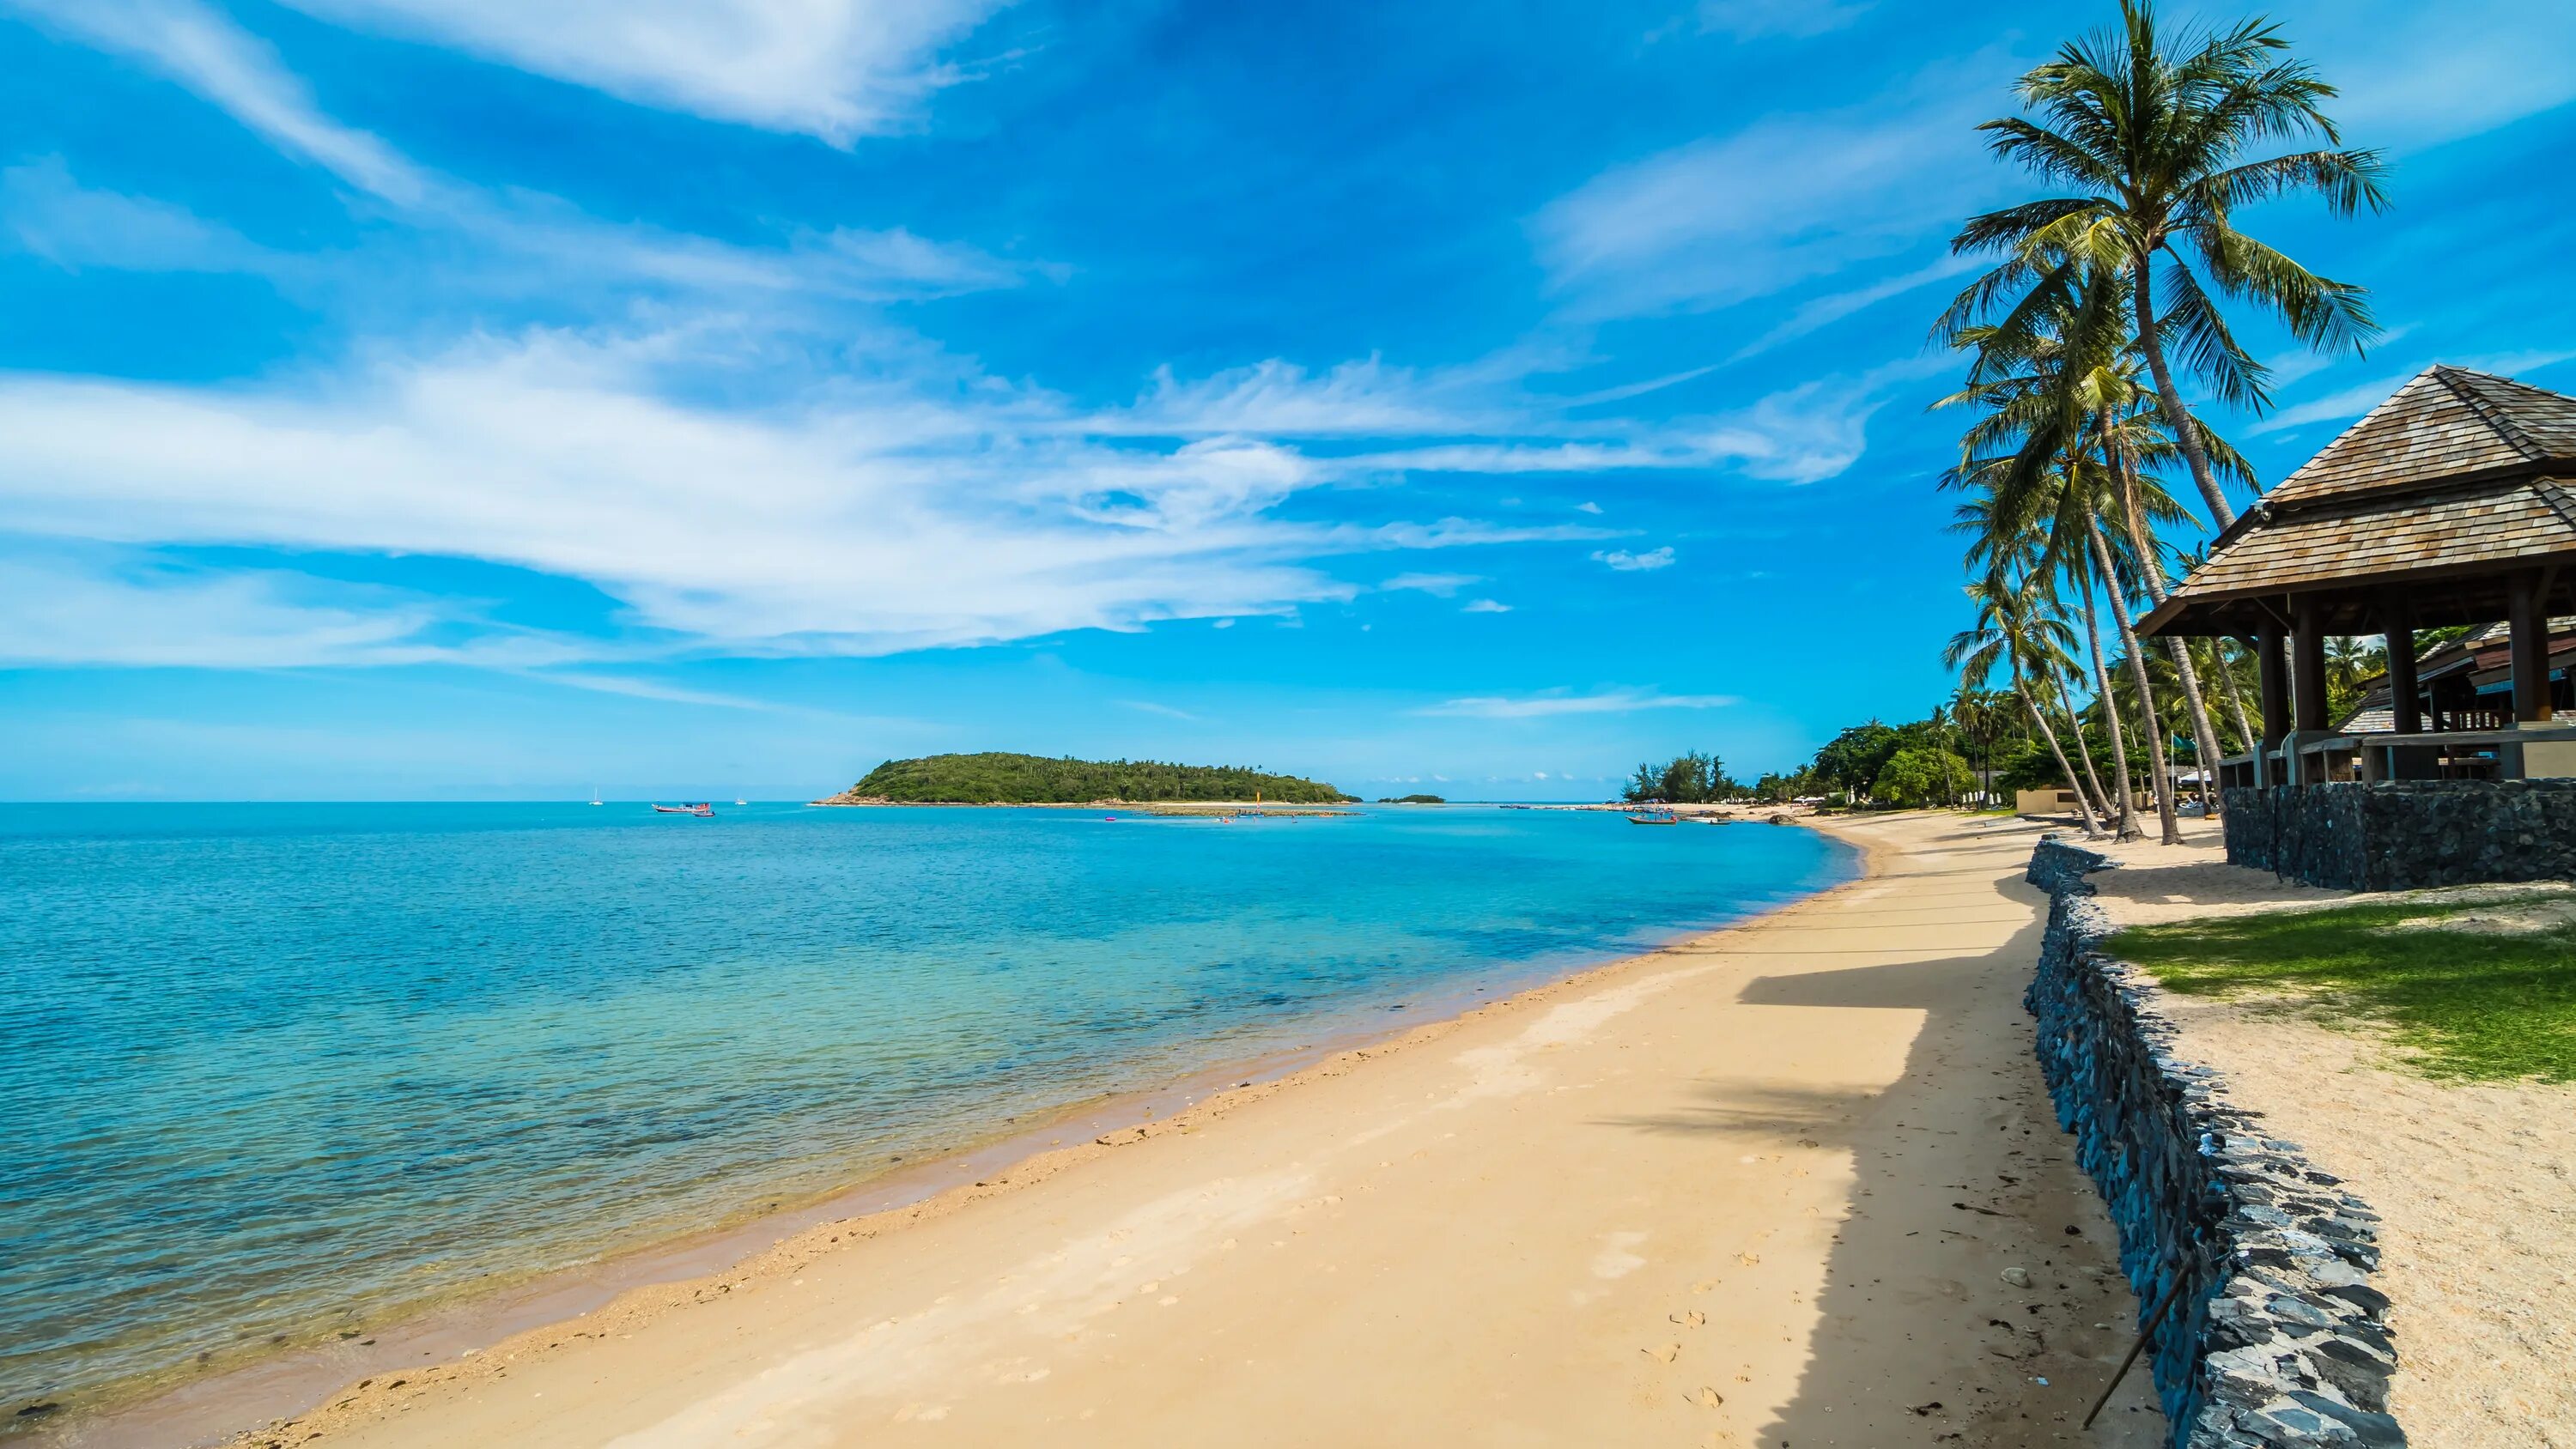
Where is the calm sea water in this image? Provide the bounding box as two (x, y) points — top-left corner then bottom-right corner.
(0, 803), (1849, 1416)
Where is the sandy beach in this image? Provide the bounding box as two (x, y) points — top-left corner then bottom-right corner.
(148, 811), (2159, 1449)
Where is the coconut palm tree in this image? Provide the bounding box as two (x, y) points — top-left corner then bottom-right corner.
(1943, 0), (2386, 531)
(1947, 579), (2105, 836)
(1949, 480), (2123, 832)
(1941, 284), (2184, 840)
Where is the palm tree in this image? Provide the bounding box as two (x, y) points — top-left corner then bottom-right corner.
(1945, 0), (2386, 530)
(1947, 579), (2106, 836)
(1941, 282), (2184, 841)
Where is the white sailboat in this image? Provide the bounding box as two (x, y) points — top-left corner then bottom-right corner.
(589, 784), (603, 806)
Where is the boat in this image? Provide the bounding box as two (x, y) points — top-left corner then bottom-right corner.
(589, 784), (603, 806)
(1624, 809), (1680, 825)
(652, 803), (714, 816)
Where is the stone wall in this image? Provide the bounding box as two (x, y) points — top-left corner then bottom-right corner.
(2221, 779), (2576, 891)
(2024, 838), (2404, 1447)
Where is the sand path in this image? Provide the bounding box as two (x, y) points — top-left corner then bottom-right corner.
(221, 812), (2160, 1448)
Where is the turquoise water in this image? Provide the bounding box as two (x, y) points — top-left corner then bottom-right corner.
(0, 803), (1849, 1415)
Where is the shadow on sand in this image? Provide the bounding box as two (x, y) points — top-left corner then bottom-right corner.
(1606, 862), (2169, 1447)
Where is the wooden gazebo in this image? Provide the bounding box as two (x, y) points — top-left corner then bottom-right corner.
(2136, 365), (2576, 785)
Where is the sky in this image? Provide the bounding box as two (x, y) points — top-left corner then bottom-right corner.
(3, 0), (2574, 801)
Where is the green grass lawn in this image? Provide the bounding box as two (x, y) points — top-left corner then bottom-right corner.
(2108, 895), (2576, 1083)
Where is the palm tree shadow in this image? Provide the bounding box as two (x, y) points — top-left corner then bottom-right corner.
(1595, 933), (2168, 1445)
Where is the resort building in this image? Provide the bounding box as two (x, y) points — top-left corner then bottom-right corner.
(2136, 365), (2576, 887)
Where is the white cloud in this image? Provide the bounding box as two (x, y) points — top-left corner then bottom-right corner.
(1121, 700), (1200, 721)
(0, 548), (579, 669)
(1112, 357), (1488, 438)
(0, 158), (273, 273)
(1531, 54), (2010, 318)
(1575, 500), (1603, 514)
(1460, 598), (1513, 614)
(7, 0), (432, 204)
(3, 3), (1027, 306)
(1592, 546), (1674, 572)
(1412, 688), (1740, 718)
(275, 0), (1005, 143)
(0, 330), (1397, 658)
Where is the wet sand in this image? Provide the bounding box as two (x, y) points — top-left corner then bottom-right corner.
(75, 811), (2160, 1448)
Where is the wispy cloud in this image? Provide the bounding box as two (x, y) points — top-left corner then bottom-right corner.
(1460, 598), (1513, 614)
(1381, 572), (1481, 597)
(1729, 252), (1978, 360)
(1592, 546), (1674, 572)
(0, 546), (585, 669)
(2312, 2), (2576, 151)
(1692, 0), (1871, 40)
(1530, 52), (2012, 319)
(7, 0), (433, 204)
(1121, 700), (1200, 721)
(276, 0), (1008, 144)
(0, 158), (276, 274)
(1412, 688), (1740, 718)
(2246, 349), (2576, 437)
(2, 2), (1032, 306)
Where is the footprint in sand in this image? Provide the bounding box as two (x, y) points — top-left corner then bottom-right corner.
(1670, 1311), (1706, 1328)
(1643, 1343), (1680, 1363)
(1694, 1386), (1725, 1409)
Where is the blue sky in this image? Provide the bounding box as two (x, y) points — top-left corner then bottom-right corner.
(3, 0), (2573, 800)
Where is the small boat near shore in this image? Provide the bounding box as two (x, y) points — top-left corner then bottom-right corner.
(652, 803), (714, 816)
(1624, 809), (1680, 825)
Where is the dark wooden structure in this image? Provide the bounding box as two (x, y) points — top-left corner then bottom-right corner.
(2137, 365), (2576, 785)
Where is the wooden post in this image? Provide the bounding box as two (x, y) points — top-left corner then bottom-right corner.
(2382, 591), (2421, 735)
(2292, 595), (2330, 733)
(2509, 569), (2554, 724)
(2256, 621), (2289, 748)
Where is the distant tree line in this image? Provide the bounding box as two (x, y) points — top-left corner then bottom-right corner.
(1621, 689), (2173, 811)
(1621, 750), (1738, 804)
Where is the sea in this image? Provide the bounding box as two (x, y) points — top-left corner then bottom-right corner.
(0, 802), (1851, 1423)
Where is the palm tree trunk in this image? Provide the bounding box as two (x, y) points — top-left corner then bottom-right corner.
(2110, 446), (2227, 820)
(2209, 638), (2257, 751)
(2016, 673), (2105, 837)
(2089, 518), (2180, 843)
(2074, 566), (2141, 840)
(2044, 663), (2117, 828)
(2132, 263), (2237, 531)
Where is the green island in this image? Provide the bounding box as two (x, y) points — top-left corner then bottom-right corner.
(1377, 794), (1445, 804)
(818, 752), (1356, 805)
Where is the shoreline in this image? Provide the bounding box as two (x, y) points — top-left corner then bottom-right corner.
(46, 828), (1865, 1449)
(111, 809), (2157, 1448)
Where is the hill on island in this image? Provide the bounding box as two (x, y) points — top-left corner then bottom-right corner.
(823, 752), (1355, 804)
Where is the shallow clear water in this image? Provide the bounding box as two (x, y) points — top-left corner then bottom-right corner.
(0, 803), (1850, 1413)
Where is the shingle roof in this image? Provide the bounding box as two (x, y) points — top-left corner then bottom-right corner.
(2267, 366), (2576, 508)
(2173, 477), (2576, 598)
(2140, 367), (2576, 637)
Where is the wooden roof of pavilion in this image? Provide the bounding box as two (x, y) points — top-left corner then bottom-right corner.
(2136, 366), (2576, 638)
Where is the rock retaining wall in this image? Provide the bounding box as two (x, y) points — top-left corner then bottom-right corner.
(2221, 779), (2576, 891)
(2024, 838), (2404, 1447)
